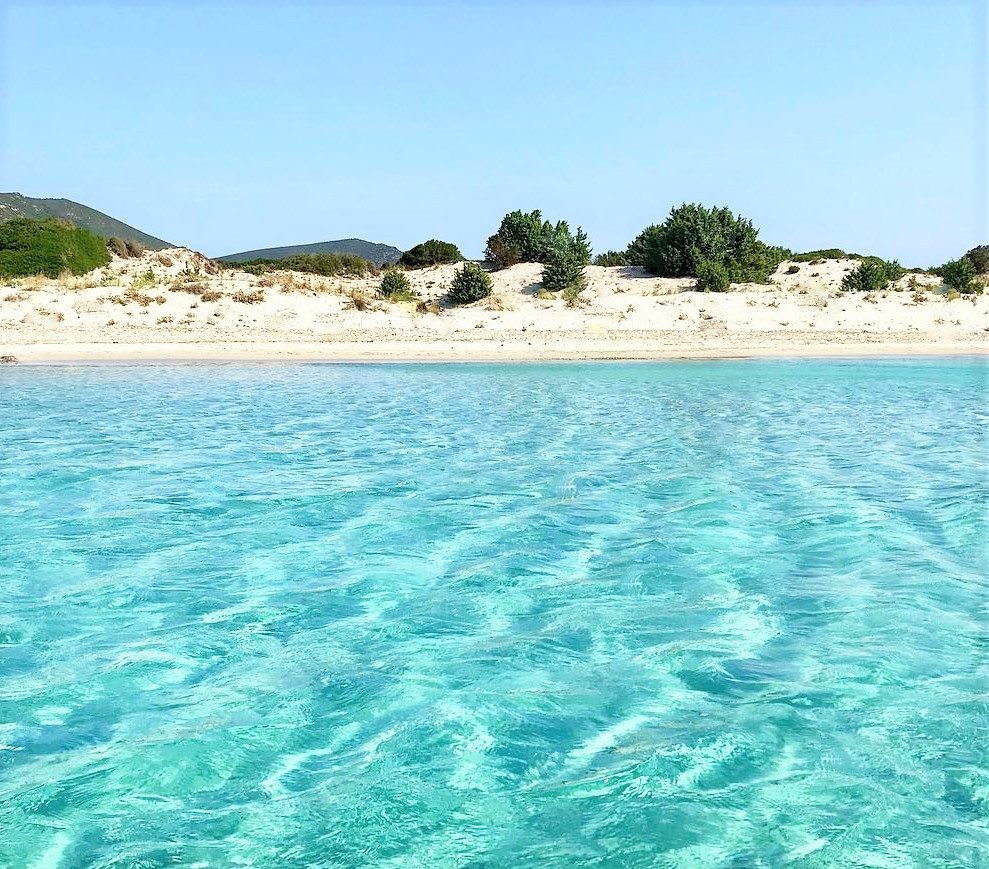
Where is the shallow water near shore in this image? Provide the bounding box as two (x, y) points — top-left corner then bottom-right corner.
(1, 359), (987, 867)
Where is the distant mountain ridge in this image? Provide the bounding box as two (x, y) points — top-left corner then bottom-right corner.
(218, 238), (403, 266)
(0, 193), (172, 249)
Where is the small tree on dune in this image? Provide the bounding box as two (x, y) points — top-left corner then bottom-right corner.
(542, 226), (591, 292)
(627, 204), (786, 283)
(399, 239), (464, 269)
(448, 262), (493, 304)
(962, 244), (989, 275)
(941, 257), (981, 294)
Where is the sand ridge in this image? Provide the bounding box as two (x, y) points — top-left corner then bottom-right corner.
(2, 248), (987, 361)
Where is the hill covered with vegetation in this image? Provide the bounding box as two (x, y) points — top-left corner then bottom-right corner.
(0, 218), (111, 278)
(0, 193), (172, 249)
(218, 238), (402, 267)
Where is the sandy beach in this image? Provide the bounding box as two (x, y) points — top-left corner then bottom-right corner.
(2, 249), (987, 362)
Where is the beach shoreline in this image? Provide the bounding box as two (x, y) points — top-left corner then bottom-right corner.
(4, 337), (987, 364)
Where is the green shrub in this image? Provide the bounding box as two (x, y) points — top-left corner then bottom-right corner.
(485, 210), (547, 267)
(484, 233), (521, 269)
(790, 248), (850, 262)
(399, 239), (463, 269)
(879, 259), (905, 283)
(232, 252), (375, 278)
(963, 244), (989, 274)
(380, 269), (417, 301)
(593, 250), (629, 267)
(625, 232), (649, 267)
(0, 218), (111, 278)
(629, 204), (785, 283)
(484, 210), (591, 271)
(841, 259), (904, 293)
(542, 227), (590, 292)
(448, 262), (493, 304)
(941, 257), (981, 294)
(785, 264), (800, 274)
(734, 241), (790, 283)
(695, 259), (730, 292)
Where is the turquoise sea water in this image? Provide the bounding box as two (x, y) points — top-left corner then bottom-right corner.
(0, 359), (987, 868)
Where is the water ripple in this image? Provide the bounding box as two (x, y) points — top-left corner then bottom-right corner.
(0, 359), (987, 867)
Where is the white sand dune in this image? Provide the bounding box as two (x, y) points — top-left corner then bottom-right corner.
(1, 249), (986, 362)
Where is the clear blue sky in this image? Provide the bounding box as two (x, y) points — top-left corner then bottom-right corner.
(2, 1), (986, 265)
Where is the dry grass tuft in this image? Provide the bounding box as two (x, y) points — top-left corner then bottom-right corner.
(344, 289), (372, 311)
(231, 289), (265, 305)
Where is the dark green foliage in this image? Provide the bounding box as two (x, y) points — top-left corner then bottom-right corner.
(841, 259), (904, 293)
(484, 210), (591, 271)
(732, 242), (790, 284)
(963, 244), (989, 274)
(0, 218), (111, 278)
(790, 249), (851, 262)
(695, 259), (730, 292)
(380, 270), (417, 301)
(880, 259), (905, 284)
(542, 227), (591, 292)
(485, 210), (547, 267)
(0, 192), (171, 249)
(786, 264), (800, 274)
(484, 234), (520, 269)
(630, 204), (785, 284)
(793, 249), (918, 278)
(593, 250), (629, 267)
(941, 258), (981, 293)
(107, 236), (129, 257)
(228, 252), (376, 278)
(448, 262), (493, 304)
(218, 238), (401, 267)
(625, 232), (649, 267)
(399, 239), (463, 269)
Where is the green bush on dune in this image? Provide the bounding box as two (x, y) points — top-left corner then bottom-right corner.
(841, 259), (905, 293)
(941, 257), (981, 294)
(485, 210), (547, 267)
(627, 204), (787, 285)
(448, 262), (493, 304)
(542, 226), (591, 292)
(230, 252), (376, 278)
(398, 239), (463, 269)
(0, 218), (111, 278)
(962, 244), (989, 275)
(695, 259), (730, 292)
(593, 250), (629, 267)
(484, 210), (592, 272)
(379, 270), (417, 301)
(790, 248), (852, 263)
